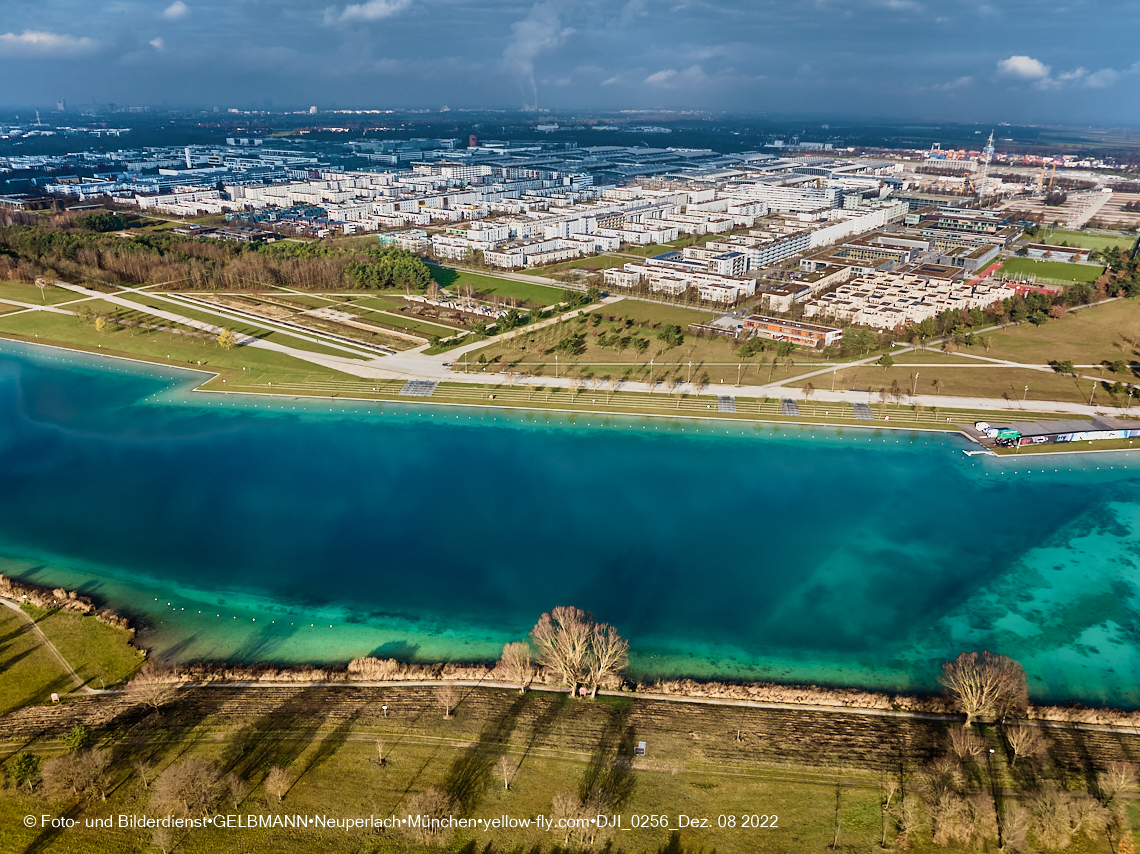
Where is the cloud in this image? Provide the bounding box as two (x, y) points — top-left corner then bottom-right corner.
(1084, 67), (1120, 88)
(163, 1), (189, 20)
(332, 0), (412, 23)
(997, 55), (1050, 81)
(0, 30), (98, 57)
(931, 75), (973, 91)
(150, 37), (165, 51)
(502, 3), (574, 109)
(996, 54), (1131, 91)
(645, 64), (710, 88)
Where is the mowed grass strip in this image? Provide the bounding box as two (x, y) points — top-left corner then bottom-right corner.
(981, 299), (1140, 367)
(0, 280), (87, 306)
(1040, 228), (1137, 251)
(429, 266), (567, 306)
(0, 311), (363, 384)
(997, 257), (1105, 283)
(20, 604), (144, 690)
(793, 363), (1116, 406)
(0, 607), (74, 716)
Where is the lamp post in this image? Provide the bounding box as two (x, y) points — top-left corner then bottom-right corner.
(737, 362), (742, 387)
(911, 372), (920, 397)
(1023, 385), (1029, 404)
(648, 359), (654, 393)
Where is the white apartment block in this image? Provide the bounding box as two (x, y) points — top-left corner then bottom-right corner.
(604, 261), (756, 304)
(803, 272), (1015, 330)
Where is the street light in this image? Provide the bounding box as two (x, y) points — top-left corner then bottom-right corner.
(1023, 385), (1029, 403)
(911, 372), (920, 396)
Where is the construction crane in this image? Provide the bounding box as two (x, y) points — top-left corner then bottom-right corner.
(979, 131), (995, 180)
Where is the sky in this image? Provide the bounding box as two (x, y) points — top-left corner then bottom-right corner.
(0, 0), (1138, 124)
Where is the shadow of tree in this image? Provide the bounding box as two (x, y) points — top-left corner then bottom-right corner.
(220, 687), (337, 781)
(579, 702), (637, 811)
(444, 694), (529, 815)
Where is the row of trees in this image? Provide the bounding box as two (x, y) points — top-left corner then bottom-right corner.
(0, 214), (433, 293)
(493, 606), (630, 698)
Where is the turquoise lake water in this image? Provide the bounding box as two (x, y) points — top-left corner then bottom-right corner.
(3, 339), (1140, 706)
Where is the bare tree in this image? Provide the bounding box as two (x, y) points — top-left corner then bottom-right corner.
(498, 755), (513, 791)
(151, 826), (175, 854)
(437, 684), (460, 719)
(264, 766), (290, 803)
(1029, 789), (1076, 850)
(498, 641), (533, 693)
(586, 623), (629, 698)
(531, 606), (594, 694)
(151, 757), (226, 818)
(1098, 762), (1139, 808)
(939, 650), (1028, 726)
(999, 802), (1031, 852)
(402, 787), (456, 846)
(127, 661), (179, 713)
(947, 725), (986, 762)
(1004, 723), (1046, 768)
(133, 758), (155, 789)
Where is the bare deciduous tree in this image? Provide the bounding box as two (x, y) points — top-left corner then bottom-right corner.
(499, 641), (533, 694)
(531, 606), (629, 697)
(1098, 762), (1139, 808)
(437, 684), (459, 719)
(999, 803), (1030, 852)
(939, 650), (1028, 726)
(948, 725), (986, 762)
(531, 606), (595, 694)
(402, 787), (456, 846)
(498, 755), (513, 791)
(133, 758), (155, 789)
(586, 623), (629, 698)
(127, 661), (179, 713)
(151, 757), (227, 818)
(1004, 723), (1047, 768)
(264, 766), (290, 803)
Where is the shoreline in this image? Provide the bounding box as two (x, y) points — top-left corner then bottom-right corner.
(5, 573), (1140, 730)
(11, 331), (1139, 458)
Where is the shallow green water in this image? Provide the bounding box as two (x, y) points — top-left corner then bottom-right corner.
(2, 339), (1139, 705)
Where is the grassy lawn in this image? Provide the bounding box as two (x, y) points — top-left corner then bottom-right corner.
(1040, 228), (1136, 252)
(997, 257), (1105, 283)
(528, 254), (630, 275)
(0, 311), (363, 385)
(122, 292), (370, 359)
(792, 364), (1110, 406)
(464, 308), (819, 387)
(21, 604), (144, 690)
(0, 280), (91, 306)
(981, 299), (1140, 367)
(0, 607), (73, 716)
(600, 300), (718, 328)
(429, 266), (568, 306)
(2, 684), (1138, 853)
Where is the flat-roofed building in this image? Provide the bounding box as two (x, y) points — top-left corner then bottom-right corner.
(742, 315), (843, 347)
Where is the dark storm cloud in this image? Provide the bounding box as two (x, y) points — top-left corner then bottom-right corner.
(1, 0), (1137, 122)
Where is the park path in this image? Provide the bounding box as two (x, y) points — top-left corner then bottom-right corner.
(0, 599), (94, 695)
